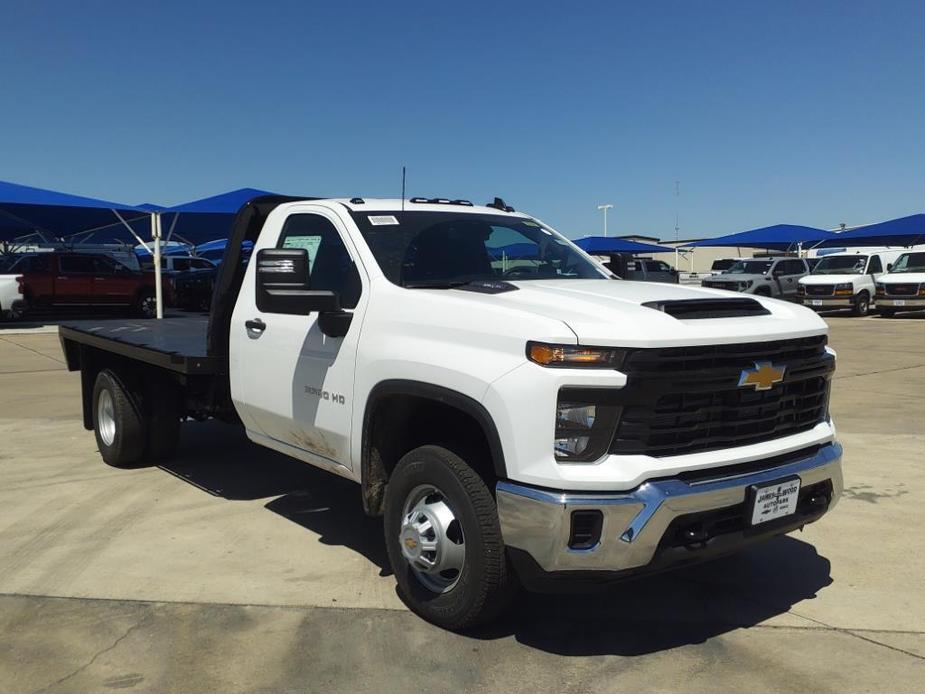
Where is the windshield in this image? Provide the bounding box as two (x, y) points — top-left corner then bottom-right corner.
(711, 259), (737, 272)
(726, 260), (773, 275)
(890, 252), (925, 274)
(349, 211), (608, 287)
(812, 255), (868, 275)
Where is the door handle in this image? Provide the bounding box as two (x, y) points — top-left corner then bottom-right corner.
(245, 318), (266, 336)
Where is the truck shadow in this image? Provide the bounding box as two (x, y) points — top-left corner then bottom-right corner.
(469, 536), (832, 656)
(159, 420), (391, 576)
(161, 421), (833, 655)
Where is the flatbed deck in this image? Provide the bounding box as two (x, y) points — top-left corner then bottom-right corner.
(59, 315), (227, 375)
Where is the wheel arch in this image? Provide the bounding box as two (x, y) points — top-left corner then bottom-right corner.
(360, 380), (507, 516)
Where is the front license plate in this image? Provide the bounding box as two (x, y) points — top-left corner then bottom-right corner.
(811, 299), (823, 306)
(748, 477), (801, 526)
(894, 299), (906, 306)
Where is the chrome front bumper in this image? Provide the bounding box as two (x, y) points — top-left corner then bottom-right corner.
(877, 298), (925, 307)
(802, 297), (853, 307)
(496, 442), (842, 574)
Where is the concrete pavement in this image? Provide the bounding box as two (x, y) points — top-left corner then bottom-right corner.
(0, 317), (923, 692)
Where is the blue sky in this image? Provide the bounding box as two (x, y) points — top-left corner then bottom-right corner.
(1, 1), (923, 239)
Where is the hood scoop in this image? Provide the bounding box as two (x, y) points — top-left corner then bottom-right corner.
(642, 298), (771, 319)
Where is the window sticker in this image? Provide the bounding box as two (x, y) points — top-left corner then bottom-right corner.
(368, 215), (399, 226)
(281, 235), (323, 272)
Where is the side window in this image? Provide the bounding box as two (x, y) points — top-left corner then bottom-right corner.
(646, 260), (669, 272)
(92, 257), (117, 274)
(277, 214), (362, 309)
(59, 256), (96, 273)
(867, 256), (883, 274)
(191, 259), (213, 270)
(173, 259), (191, 272)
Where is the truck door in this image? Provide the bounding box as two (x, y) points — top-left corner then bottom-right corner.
(55, 255), (95, 306)
(229, 206), (367, 473)
(91, 256), (136, 305)
(773, 259), (803, 298)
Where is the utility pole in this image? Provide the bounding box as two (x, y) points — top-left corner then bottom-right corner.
(597, 204), (613, 237)
(674, 181), (681, 271)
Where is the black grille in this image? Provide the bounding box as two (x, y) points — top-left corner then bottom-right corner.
(886, 283), (921, 296)
(609, 335), (833, 457)
(804, 284), (834, 296)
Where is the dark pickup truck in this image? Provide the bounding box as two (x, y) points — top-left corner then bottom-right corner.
(17, 251), (165, 318)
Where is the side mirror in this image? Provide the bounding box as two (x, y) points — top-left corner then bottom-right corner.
(255, 248), (340, 315)
(887, 263), (893, 271)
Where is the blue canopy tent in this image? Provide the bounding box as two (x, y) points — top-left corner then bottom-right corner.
(0, 179), (149, 245)
(156, 187), (279, 246)
(683, 224), (836, 251)
(817, 214), (925, 248)
(573, 236), (674, 254)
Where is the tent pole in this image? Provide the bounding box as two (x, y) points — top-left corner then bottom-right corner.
(151, 213), (163, 319)
(165, 212), (179, 243)
(112, 209), (151, 252)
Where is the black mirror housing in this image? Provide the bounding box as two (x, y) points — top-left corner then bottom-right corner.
(255, 248), (341, 315)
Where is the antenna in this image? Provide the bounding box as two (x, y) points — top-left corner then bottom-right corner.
(401, 165), (406, 213)
(674, 180), (681, 271)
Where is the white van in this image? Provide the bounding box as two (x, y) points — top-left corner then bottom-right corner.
(875, 251), (925, 316)
(798, 249), (903, 316)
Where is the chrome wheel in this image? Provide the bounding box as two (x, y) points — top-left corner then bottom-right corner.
(399, 484), (466, 593)
(97, 389), (116, 446)
(140, 295), (156, 318)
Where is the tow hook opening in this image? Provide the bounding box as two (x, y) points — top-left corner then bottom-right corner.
(568, 510), (603, 550)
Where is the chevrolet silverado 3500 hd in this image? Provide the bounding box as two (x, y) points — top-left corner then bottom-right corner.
(58, 196), (842, 630)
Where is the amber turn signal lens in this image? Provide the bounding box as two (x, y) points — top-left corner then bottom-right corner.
(526, 342), (626, 368)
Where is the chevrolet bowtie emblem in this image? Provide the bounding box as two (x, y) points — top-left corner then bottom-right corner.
(738, 361), (786, 391)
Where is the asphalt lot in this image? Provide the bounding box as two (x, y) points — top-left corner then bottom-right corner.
(1, 312), (923, 692)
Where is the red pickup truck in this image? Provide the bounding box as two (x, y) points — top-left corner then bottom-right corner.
(16, 252), (166, 318)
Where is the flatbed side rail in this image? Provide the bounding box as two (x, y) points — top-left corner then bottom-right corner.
(59, 325), (227, 376)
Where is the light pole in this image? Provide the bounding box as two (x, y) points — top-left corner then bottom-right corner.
(597, 204), (613, 237)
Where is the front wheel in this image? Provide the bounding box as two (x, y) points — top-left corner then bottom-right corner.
(384, 445), (515, 630)
(852, 292), (870, 317)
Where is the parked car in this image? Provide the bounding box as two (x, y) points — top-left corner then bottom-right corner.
(0, 254), (29, 319)
(875, 251), (925, 317)
(59, 195), (842, 631)
(708, 258), (746, 275)
(172, 264), (219, 311)
(701, 257), (810, 299)
(17, 251), (168, 318)
(139, 255), (216, 273)
(605, 255), (679, 283)
(797, 250), (902, 316)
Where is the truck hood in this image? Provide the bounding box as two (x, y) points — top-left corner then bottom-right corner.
(703, 274), (765, 283)
(800, 274), (864, 285)
(881, 273), (925, 284)
(457, 279), (827, 347)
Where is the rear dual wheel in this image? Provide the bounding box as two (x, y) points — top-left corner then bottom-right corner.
(384, 445), (516, 631)
(92, 369), (181, 467)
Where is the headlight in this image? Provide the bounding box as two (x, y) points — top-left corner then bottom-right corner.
(834, 282), (853, 296)
(875, 282), (885, 296)
(554, 389), (621, 462)
(527, 342), (626, 369)
(797, 284), (806, 294)
(919, 284), (925, 296)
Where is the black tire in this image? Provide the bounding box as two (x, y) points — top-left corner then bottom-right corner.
(134, 290), (157, 319)
(92, 370), (146, 468)
(384, 445), (515, 630)
(878, 308), (896, 318)
(144, 380), (182, 462)
(852, 291), (870, 317)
